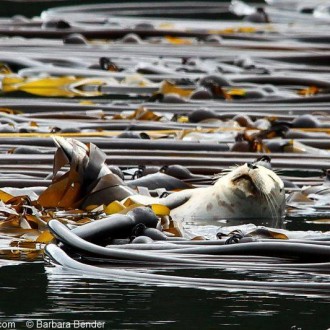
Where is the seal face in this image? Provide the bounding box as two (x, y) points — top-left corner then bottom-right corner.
(167, 163), (285, 223)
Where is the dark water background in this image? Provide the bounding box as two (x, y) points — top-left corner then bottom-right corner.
(0, 1), (329, 329)
(0, 0), (262, 18)
(0, 262), (329, 330)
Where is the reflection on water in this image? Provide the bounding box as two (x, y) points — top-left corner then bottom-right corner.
(0, 262), (329, 329)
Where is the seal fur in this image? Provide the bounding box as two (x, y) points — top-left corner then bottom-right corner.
(161, 163), (285, 223)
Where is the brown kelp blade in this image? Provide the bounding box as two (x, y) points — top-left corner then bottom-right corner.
(38, 137), (133, 209)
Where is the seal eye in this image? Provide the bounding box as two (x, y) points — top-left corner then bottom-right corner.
(247, 163), (258, 170)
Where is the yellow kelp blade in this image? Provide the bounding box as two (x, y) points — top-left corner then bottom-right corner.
(1, 75), (25, 92)
(2, 75), (76, 96)
(21, 87), (77, 97)
(209, 26), (258, 34)
(159, 80), (194, 98)
(2, 75), (105, 97)
(110, 196), (170, 217)
(19, 76), (77, 88)
(226, 88), (246, 97)
(165, 36), (193, 45)
(298, 86), (320, 96)
(151, 204), (170, 216)
(36, 230), (54, 243)
(104, 200), (126, 215)
(0, 190), (14, 203)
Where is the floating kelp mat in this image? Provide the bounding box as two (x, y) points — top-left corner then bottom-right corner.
(0, 0), (329, 295)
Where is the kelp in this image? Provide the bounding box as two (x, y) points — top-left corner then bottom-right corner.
(3, 135), (327, 261)
(38, 137), (134, 208)
(2, 75), (111, 97)
(0, 0), (329, 294)
(112, 106), (163, 121)
(0, 138), (193, 258)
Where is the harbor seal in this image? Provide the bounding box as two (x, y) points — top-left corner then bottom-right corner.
(160, 162), (286, 224)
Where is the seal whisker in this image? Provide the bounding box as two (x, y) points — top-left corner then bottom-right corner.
(264, 191), (276, 221)
(268, 190), (280, 221)
(265, 194), (277, 220)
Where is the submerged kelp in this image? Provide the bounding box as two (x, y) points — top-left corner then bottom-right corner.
(0, 1), (329, 296)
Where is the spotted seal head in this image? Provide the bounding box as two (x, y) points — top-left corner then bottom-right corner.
(162, 162), (286, 224)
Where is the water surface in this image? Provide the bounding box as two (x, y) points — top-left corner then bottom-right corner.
(1, 261), (329, 330)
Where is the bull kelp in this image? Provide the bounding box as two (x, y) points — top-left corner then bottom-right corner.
(0, 1), (330, 329)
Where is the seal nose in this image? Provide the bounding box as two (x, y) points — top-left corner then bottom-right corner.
(247, 163), (258, 170)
